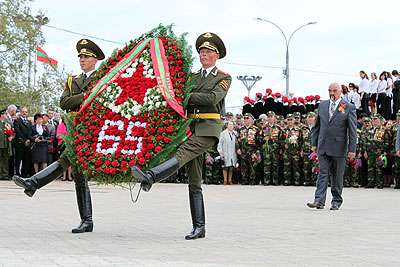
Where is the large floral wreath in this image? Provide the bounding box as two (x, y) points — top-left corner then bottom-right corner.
(64, 25), (196, 184)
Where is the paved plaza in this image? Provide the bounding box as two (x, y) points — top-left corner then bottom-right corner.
(1, 180), (400, 266)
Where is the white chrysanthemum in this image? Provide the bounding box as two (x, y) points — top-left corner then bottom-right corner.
(162, 101), (167, 106)
(139, 57), (144, 63)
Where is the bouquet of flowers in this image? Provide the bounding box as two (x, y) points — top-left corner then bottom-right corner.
(349, 158), (362, 171)
(376, 155), (387, 169)
(205, 152), (214, 165)
(285, 131), (298, 148)
(63, 24), (195, 184)
(308, 152), (319, 174)
(4, 124), (14, 156)
(251, 151), (261, 166)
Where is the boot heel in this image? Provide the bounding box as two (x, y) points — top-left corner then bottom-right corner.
(24, 189), (35, 197)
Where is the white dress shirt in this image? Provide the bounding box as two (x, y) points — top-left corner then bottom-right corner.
(201, 66), (215, 77)
(369, 79), (379, 94)
(377, 80), (388, 94)
(359, 78), (370, 93)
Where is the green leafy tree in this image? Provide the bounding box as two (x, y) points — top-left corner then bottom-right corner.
(0, 0), (65, 113)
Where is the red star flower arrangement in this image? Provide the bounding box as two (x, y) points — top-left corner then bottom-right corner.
(63, 25), (195, 184)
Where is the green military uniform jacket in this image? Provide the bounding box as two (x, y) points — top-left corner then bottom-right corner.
(188, 67), (231, 139)
(0, 120), (9, 149)
(281, 125), (303, 151)
(256, 124), (282, 152)
(301, 124), (313, 154)
(60, 71), (97, 112)
(361, 126), (389, 154)
(236, 125), (259, 152)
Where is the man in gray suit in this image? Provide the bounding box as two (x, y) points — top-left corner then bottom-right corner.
(307, 82), (357, 210)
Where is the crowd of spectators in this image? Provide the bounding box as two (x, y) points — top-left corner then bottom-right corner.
(0, 105), (72, 181)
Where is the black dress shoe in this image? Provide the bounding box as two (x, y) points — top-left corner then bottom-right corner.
(330, 204), (339, 210)
(307, 201), (324, 209)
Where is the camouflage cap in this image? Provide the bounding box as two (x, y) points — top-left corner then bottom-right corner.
(293, 112), (301, 118)
(286, 114), (294, 120)
(277, 115), (284, 121)
(244, 113), (254, 120)
(267, 111), (276, 117)
(363, 117), (371, 122)
(307, 112), (316, 117)
(371, 114), (380, 120)
(397, 109), (400, 116)
(255, 118), (265, 125)
(225, 112), (233, 117)
(0, 107), (7, 114)
(236, 113), (243, 119)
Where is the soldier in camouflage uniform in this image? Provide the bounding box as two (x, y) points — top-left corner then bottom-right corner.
(362, 115), (390, 188)
(257, 111), (282, 185)
(237, 113), (259, 185)
(203, 144), (222, 184)
(391, 110), (400, 188)
(358, 117), (371, 187)
(301, 112), (316, 186)
(282, 114), (303, 185)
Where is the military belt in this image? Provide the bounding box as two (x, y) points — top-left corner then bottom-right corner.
(188, 113), (220, 119)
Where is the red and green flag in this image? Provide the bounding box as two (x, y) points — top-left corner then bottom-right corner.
(36, 46), (58, 71)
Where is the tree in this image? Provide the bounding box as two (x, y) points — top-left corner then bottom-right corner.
(0, 0), (57, 112)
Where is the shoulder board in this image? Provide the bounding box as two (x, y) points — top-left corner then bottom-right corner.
(192, 69), (201, 75)
(217, 70), (230, 76)
(75, 74), (81, 79)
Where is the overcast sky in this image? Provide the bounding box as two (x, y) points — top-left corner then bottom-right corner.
(31, 0), (400, 113)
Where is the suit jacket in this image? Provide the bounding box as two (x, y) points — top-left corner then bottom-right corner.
(187, 67), (231, 139)
(29, 124), (49, 146)
(60, 71), (97, 112)
(312, 99), (357, 157)
(14, 117), (32, 147)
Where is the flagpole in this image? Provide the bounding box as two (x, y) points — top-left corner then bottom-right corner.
(34, 47), (37, 86)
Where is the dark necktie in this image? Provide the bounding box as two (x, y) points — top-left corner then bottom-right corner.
(83, 73), (87, 81)
(202, 69), (207, 79)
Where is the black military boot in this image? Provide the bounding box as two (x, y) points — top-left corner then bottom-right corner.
(72, 187), (93, 233)
(13, 162), (64, 197)
(185, 192), (206, 240)
(131, 157), (179, 192)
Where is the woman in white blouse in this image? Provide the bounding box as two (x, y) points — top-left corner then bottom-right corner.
(385, 71), (394, 120)
(369, 72), (379, 115)
(376, 72), (388, 118)
(348, 84), (361, 116)
(359, 71), (370, 115)
(217, 121), (237, 185)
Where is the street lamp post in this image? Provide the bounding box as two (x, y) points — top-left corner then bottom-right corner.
(237, 75), (262, 97)
(255, 18), (316, 97)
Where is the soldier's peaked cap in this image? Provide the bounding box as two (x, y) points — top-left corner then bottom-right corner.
(77, 39), (105, 60)
(196, 32), (226, 59)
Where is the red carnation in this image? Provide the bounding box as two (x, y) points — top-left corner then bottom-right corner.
(111, 161), (118, 167)
(78, 158), (85, 164)
(103, 167), (110, 173)
(138, 158), (146, 165)
(110, 168), (117, 174)
(166, 126), (174, 133)
(145, 153), (152, 159)
(154, 146), (162, 152)
(164, 137), (171, 143)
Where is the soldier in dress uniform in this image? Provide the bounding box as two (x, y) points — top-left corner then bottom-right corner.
(236, 113), (259, 185)
(282, 114), (303, 185)
(131, 32), (231, 240)
(13, 39), (105, 233)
